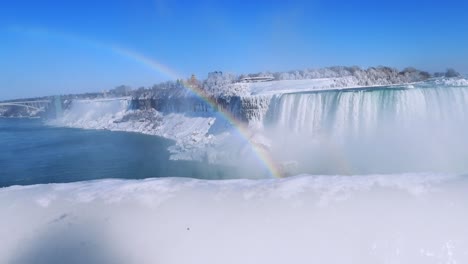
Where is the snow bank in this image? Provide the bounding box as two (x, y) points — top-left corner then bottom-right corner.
(1, 173), (468, 264)
(246, 77), (352, 95)
(434, 78), (468, 87)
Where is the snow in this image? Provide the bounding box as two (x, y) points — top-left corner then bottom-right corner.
(201, 66), (434, 97)
(434, 78), (468, 87)
(1, 173), (467, 264)
(243, 77), (406, 96)
(246, 78), (349, 95)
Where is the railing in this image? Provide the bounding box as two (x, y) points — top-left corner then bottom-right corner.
(0, 100), (52, 111)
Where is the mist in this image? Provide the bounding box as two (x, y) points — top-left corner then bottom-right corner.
(264, 86), (468, 175)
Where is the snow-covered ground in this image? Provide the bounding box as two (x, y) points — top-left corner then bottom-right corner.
(434, 77), (468, 87)
(1, 173), (467, 264)
(243, 77), (417, 96)
(246, 77), (355, 95)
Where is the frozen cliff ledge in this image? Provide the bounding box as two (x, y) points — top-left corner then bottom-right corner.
(242, 77), (401, 96)
(239, 67), (436, 96)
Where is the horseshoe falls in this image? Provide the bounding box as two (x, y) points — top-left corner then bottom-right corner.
(265, 85), (468, 175)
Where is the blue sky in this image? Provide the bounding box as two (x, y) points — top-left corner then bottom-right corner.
(1, 0), (467, 100)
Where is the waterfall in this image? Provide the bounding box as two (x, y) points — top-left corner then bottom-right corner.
(264, 86), (468, 174)
(50, 98), (131, 129)
(267, 87), (468, 136)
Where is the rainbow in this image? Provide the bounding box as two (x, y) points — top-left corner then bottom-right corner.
(8, 25), (284, 178)
(111, 46), (283, 178)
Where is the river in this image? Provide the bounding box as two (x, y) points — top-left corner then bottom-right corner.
(0, 118), (237, 187)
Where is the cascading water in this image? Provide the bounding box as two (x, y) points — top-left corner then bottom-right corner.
(264, 82), (468, 175)
(50, 98), (131, 129)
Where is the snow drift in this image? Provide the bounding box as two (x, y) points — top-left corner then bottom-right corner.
(1, 173), (468, 264)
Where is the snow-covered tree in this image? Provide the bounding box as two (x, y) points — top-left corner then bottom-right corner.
(203, 71), (241, 97)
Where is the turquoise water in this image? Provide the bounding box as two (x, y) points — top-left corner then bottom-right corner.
(0, 119), (236, 187)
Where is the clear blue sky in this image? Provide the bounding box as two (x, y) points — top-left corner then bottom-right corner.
(1, 0), (467, 100)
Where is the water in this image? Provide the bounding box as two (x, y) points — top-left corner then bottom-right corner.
(265, 85), (468, 175)
(0, 118), (236, 187)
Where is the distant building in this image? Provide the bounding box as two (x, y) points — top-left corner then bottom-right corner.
(239, 76), (275, 83)
(190, 74), (196, 82)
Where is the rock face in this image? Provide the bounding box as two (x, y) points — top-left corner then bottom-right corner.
(128, 95), (272, 123)
(114, 108), (163, 125)
(238, 96), (271, 123)
(130, 98), (154, 110)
